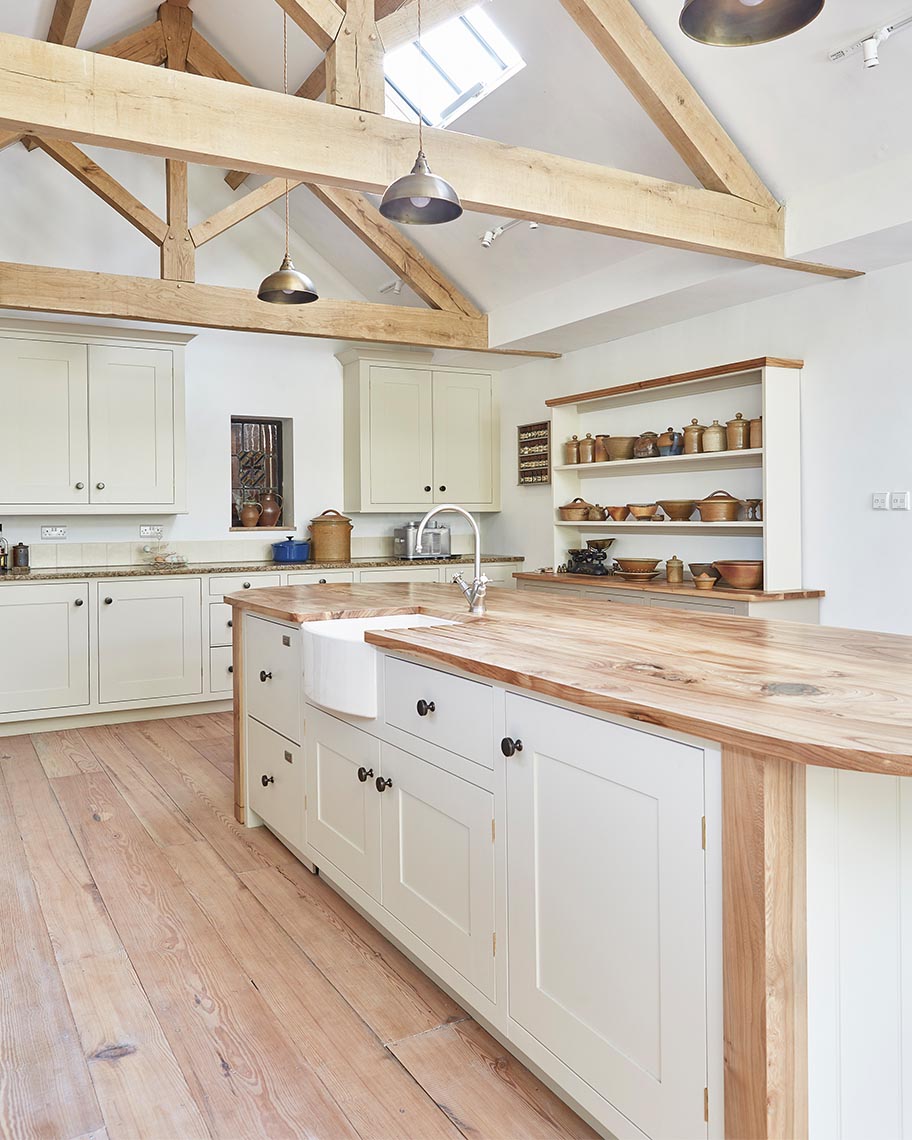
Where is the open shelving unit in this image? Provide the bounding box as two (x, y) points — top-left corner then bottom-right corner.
(546, 357), (804, 592)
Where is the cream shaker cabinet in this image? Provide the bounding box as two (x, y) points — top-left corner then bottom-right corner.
(0, 323), (189, 514)
(0, 582), (90, 714)
(97, 578), (202, 704)
(504, 693), (709, 1140)
(341, 353), (500, 512)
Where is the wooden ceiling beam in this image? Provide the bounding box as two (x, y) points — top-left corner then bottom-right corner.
(186, 29), (251, 84)
(47, 0), (92, 47)
(558, 0), (777, 209)
(30, 137), (168, 244)
(0, 262), (491, 351)
(274, 0), (345, 51)
(97, 20), (168, 65)
(190, 177), (305, 246)
(159, 2), (193, 71)
(326, 0), (385, 113)
(0, 131), (23, 153)
(0, 33), (860, 276)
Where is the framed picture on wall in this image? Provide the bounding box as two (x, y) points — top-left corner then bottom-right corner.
(517, 421), (551, 485)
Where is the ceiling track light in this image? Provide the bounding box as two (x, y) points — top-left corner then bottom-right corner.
(379, 0), (462, 225)
(679, 0), (824, 46)
(480, 219), (539, 249)
(829, 12), (912, 68)
(258, 11), (318, 304)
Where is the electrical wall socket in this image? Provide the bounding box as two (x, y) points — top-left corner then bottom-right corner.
(139, 525), (164, 539)
(891, 491), (911, 511)
(41, 526), (67, 540)
(872, 492), (890, 510)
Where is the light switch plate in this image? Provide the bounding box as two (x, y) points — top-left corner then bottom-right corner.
(890, 491), (911, 511)
(41, 525), (67, 539)
(139, 525), (164, 539)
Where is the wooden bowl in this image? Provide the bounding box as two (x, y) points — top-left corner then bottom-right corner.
(693, 573), (717, 591)
(605, 506), (629, 521)
(626, 502), (660, 521)
(615, 557), (662, 573)
(657, 499), (696, 521)
(712, 560), (764, 590)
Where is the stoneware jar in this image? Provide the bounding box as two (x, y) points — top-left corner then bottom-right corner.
(701, 420), (726, 452)
(594, 434), (610, 463)
(633, 431), (660, 459)
(666, 554), (684, 584)
(578, 433), (597, 463)
(657, 426), (684, 456)
(563, 434), (580, 465)
(239, 500), (263, 528)
(683, 418), (705, 454)
(310, 509), (353, 562)
(726, 412), (750, 450)
(259, 491), (283, 527)
(749, 416), (763, 449)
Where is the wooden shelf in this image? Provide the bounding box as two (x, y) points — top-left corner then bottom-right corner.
(554, 449), (763, 476)
(555, 519), (764, 536)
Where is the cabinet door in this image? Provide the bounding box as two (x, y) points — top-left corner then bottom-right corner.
(97, 578), (202, 703)
(244, 616), (302, 744)
(0, 338), (89, 505)
(305, 708), (381, 900)
(368, 366), (434, 507)
(0, 583), (90, 713)
(247, 716), (304, 848)
(380, 743), (495, 999)
(432, 371), (494, 506)
(505, 693), (708, 1140)
(88, 345), (175, 505)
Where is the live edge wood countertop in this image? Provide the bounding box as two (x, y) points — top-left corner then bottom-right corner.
(227, 582), (912, 776)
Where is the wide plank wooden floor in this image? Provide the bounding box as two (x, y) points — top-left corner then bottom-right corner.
(0, 714), (597, 1140)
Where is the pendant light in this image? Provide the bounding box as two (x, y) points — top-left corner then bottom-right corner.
(379, 0), (462, 225)
(258, 12), (318, 304)
(679, 0), (824, 46)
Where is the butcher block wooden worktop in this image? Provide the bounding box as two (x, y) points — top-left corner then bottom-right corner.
(228, 581), (912, 775)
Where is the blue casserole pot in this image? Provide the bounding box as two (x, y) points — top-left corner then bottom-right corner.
(272, 536), (311, 563)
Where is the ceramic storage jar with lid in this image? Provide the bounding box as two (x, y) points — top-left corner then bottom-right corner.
(310, 509), (353, 562)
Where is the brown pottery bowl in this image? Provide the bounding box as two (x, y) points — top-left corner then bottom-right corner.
(605, 436), (637, 461)
(712, 560), (764, 590)
(693, 573), (718, 591)
(615, 557), (662, 573)
(688, 563), (721, 580)
(605, 506), (630, 521)
(657, 499), (696, 521)
(626, 502), (660, 521)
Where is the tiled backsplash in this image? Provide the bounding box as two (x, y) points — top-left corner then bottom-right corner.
(28, 532), (479, 569)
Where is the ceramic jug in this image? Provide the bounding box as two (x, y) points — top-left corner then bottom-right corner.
(239, 501), (263, 528)
(259, 492), (283, 527)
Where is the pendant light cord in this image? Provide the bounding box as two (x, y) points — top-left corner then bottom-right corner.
(283, 10), (290, 261)
(417, 0), (424, 154)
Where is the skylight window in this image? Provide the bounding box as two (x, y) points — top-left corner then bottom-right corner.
(384, 7), (525, 128)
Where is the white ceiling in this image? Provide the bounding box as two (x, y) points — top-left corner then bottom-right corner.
(3, 0), (912, 346)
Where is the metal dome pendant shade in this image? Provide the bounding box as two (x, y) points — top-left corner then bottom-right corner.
(679, 0), (825, 45)
(257, 255), (319, 304)
(379, 0), (462, 226)
(257, 11), (319, 304)
(379, 151), (463, 225)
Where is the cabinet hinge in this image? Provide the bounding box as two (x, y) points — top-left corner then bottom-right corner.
(701, 816), (706, 850)
(492, 819), (496, 843)
(492, 932), (497, 956)
(704, 1087), (709, 1123)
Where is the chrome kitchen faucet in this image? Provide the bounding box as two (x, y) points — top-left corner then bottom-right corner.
(416, 504), (489, 615)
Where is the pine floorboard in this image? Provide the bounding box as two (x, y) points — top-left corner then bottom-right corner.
(0, 715), (593, 1140)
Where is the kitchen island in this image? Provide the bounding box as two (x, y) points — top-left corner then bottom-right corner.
(228, 582), (912, 1140)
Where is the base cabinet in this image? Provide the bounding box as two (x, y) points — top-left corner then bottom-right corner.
(247, 716), (304, 849)
(97, 578), (202, 703)
(0, 582), (90, 714)
(379, 742), (495, 999)
(504, 693), (708, 1139)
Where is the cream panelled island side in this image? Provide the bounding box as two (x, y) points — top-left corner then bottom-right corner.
(228, 582), (912, 1140)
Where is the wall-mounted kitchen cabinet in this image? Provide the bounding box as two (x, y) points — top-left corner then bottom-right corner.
(0, 321), (189, 514)
(340, 351), (500, 512)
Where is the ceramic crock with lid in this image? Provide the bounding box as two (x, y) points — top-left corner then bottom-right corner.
(701, 420), (727, 452)
(683, 418), (705, 454)
(309, 509), (353, 562)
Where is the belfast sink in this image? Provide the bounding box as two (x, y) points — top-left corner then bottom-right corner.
(302, 613), (456, 718)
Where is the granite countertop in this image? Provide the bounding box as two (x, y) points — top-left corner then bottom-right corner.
(0, 555), (523, 584)
(226, 582), (912, 775)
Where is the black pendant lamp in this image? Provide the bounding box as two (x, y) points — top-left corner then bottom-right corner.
(679, 0), (824, 45)
(379, 0), (462, 225)
(258, 13), (319, 304)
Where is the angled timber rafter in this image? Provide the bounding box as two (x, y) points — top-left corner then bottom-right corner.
(274, 0), (345, 51)
(47, 0), (92, 47)
(558, 0), (777, 209)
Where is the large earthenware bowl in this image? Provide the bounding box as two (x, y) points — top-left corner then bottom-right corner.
(712, 560), (764, 590)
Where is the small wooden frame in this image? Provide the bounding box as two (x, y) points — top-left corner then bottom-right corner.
(517, 421), (550, 485)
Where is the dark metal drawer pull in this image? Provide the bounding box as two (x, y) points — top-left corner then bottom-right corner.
(376, 776), (393, 793)
(104, 597), (113, 605)
(74, 598), (84, 607)
(357, 766), (374, 783)
(259, 670), (272, 682)
(227, 619), (233, 628)
(261, 774), (274, 787)
(501, 737), (523, 757)
(416, 699), (436, 717)
(227, 665), (233, 674)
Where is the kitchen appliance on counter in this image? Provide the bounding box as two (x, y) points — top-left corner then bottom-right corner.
(393, 520), (452, 560)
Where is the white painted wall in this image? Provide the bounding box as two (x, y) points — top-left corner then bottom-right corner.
(489, 259), (912, 637)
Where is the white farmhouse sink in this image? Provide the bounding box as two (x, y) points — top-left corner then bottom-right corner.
(302, 613), (456, 718)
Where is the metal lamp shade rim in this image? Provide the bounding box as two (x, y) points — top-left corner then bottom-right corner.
(679, 0), (825, 45)
(379, 152), (463, 225)
(257, 256), (319, 304)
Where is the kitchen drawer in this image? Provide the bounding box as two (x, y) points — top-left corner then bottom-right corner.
(208, 571), (281, 598)
(359, 567), (442, 583)
(245, 615), (303, 744)
(209, 601), (234, 646)
(247, 716), (304, 847)
(285, 570), (356, 585)
(579, 587), (649, 606)
(384, 656), (494, 769)
(210, 645), (234, 694)
(647, 595), (739, 615)
(517, 581), (583, 597)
